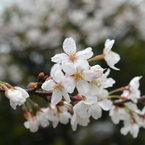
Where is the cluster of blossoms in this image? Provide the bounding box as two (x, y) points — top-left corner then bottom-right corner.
(1, 0), (145, 85)
(0, 37), (145, 138)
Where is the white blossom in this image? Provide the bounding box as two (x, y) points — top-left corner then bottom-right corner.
(51, 37), (93, 64)
(97, 90), (113, 111)
(24, 113), (39, 133)
(36, 108), (50, 128)
(5, 87), (29, 109)
(71, 101), (90, 131)
(41, 64), (72, 105)
(45, 104), (71, 128)
(109, 105), (130, 124)
(62, 61), (91, 95)
(89, 69), (115, 96)
(120, 118), (141, 138)
(103, 39), (120, 70)
(121, 76), (142, 103)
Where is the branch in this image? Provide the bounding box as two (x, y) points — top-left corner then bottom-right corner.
(113, 96), (145, 106)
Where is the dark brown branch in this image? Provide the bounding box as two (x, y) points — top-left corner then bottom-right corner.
(113, 96), (145, 106)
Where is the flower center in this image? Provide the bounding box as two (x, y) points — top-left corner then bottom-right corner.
(74, 72), (83, 81)
(91, 80), (102, 87)
(108, 50), (114, 57)
(53, 84), (62, 91)
(69, 54), (77, 61)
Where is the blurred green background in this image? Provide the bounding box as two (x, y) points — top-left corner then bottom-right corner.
(0, 0), (145, 144)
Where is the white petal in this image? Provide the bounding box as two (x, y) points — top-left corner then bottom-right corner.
(129, 95), (138, 103)
(111, 114), (120, 124)
(89, 103), (102, 119)
(74, 101), (87, 118)
(104, 69), (110, 77)
(104, 39), (115, 54)
(63, 37), (76, 54)
(60, 112), (71, 124)
(89, 83), (102, 95)
(83, 70), (95, 81)
(104, 51), (120, 70)
(24, 120), (39, 133)
(103, 78), (116, 88)
(52, 119), (59, 128)
(85, 95), (97, 105)
(75, 60), (89, 72)
(71, 114), (77, 131)
(50, 64), (63, 77)
(40, 120), (49, 127)
(62, 76), (75, 93)
(50, 64), (64, 82)
(51, 53), (69, 63)
(15, 87), (29, 98)
(51, 91), (62, 105)
(91, 109), (102, 120)
(124, 102), (138, 110)
(78, 117), (90, 126)
(99, 99), (112, 111)
(10, 100), (17, 110)
(62, 62), (76, 75)
(130, 124), (140, 138)
(77, 47), (93, 60)
(120, 125), (130, 136)
(129, 76), (142, 90)
(6, 90), (21, 101)
(24, 121), (30, 129)
(98, 89), (109, 99)
(30, 120), (39, 132)
(76, 80), (90, 95)
(41, 79), (55, 91)
(62, 88), (71, 103)
(37, 112), (50, 127)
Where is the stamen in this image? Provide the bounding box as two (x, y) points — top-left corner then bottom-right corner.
(74, 72), (83, 81)
(53, 84), (62, 91)
(91, 80), (101, 87)
(69, 54), (77, 61)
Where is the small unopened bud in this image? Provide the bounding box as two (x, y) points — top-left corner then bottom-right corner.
(27, 82), (38, 88)
(37, 72), (45, 82)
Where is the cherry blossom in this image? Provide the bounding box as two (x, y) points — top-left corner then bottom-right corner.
(62, 61), (91, 95)
(109, 105), (130, 124)
(41, 64), (72, 105)
(84, 95), (102, 120)
(103, 39), (120, 70)
(24, 117), (39, 132)
(71, 101), (90, 131)
(5, 87), (29, 109)
(120, 117), (141, 138)
(97, 90), (113, 111)
(24, 112), (39, 133)
(45, 104), (72, 128)
(89, 69), (115, 96)
(36, 108), (50, 128)
(121, 76), (142, 103)
(83, 64), (104, 81)
(51, 37), (93, 64)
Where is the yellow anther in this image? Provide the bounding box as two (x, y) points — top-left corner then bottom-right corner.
(74, 72), (83, 81)
(69, 54), (77, 61)
(53, 84), (62, 91)
(91, 80), (101, 87)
